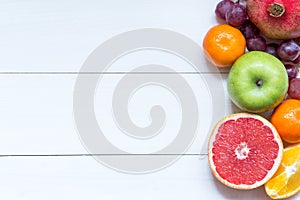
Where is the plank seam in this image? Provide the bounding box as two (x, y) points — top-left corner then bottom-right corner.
(0, 72), (228, 75)
(0, 153), (208, 157)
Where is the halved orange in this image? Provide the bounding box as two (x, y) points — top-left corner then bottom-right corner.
(265, 143), (300, 199)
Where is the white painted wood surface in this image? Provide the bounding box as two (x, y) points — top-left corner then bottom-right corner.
(0, 0), (297, 199)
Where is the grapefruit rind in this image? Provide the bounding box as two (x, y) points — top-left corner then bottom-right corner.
(208, 113), (283, 190)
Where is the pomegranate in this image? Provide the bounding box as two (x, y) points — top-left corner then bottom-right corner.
(247, 0), (300, 39)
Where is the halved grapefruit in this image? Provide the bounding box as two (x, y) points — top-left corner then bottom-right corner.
(208, 113), (283, 190)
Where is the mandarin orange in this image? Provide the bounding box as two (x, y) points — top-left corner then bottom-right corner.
(203, 24), (246, 67)
(270, 99), (300, 143)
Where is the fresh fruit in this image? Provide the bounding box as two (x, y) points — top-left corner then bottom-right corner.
(293, 55), (300, 65)
(208, 113), (283, 190)
(215, 0), (234, 20)
(227, 51), (288, 113)
(285, 64), (298, 80)
(266, 43), (279, 58)
(296, 37), (300, 46)
(203, 24), (246, 67)
(246, 35), (267, 51)
(277, 39), (300, 62)
(247, 0), (300, 39)
(270, 99), (300, 143)
(225, 4), (247, 27)
(265, 143), (300, 199)
(239, 20), (260, 39)
(288, 78), (300, 99)
(238, 0), (248, 7)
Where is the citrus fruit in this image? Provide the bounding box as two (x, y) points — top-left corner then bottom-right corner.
(202, 24), (246, 67)
(265, 143), (300, 199)
(208, 113), (283, 190)
(270, 99), (300, 143)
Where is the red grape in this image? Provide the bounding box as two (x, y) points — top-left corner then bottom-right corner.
(277, 40), (300, 62)
(225, 4), (247, 27)
(288, 78), (300, 100)
(295, 37), (300, 46)
(246, 35), (267, 51)
(239, 0), (248, 7)
(265, 43), (278, 58)
(293, 55), (300, 65)
(215, 0), (234, 20)
(285, 64), (298, 80)
(239, 20), (260, 39)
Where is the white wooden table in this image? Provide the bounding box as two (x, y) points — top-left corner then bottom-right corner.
(0, 0), (298, 199)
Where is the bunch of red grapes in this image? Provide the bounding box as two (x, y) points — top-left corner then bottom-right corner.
(215, 0), (300, 99)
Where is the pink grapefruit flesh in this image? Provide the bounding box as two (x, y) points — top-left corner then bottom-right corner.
(208, 113), (283, 190)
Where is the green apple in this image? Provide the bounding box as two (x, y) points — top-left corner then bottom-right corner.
(227, 51), (288, 113)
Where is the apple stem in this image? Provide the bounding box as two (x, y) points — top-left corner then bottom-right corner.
(256, 79), (263, 87)
(268, 3), (285, 17)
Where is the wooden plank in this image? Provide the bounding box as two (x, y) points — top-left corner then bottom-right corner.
(0, 73), (238, 155)
(0, 0), (220, 72)
(0, 155), (278, 200)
